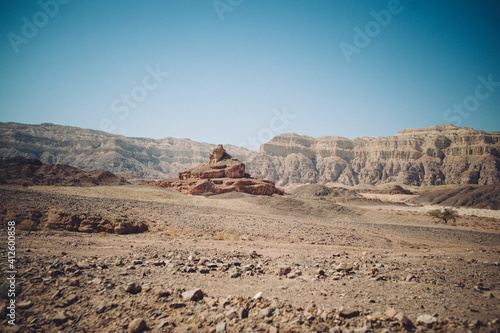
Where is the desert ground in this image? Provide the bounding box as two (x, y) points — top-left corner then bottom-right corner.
(1, 184), (499, 332)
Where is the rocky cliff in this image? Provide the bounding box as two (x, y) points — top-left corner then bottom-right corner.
(0, 122), (253, 180)
(245, 125), (500, 186)
(1, 122), (499, 187)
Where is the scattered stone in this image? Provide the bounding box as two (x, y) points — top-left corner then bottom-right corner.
(335, 262), (353, 271)
(238, 307), (249, 319)
(76, 261), (89, 269)
(339, 308), (360, 318)
(216, 321), (226, 333)
(169, 302), (186, 309)
(154, 288), (171, 298)
(17, 301), (33, 309)
(52, 311), (68, 325)
(276, 265), (291, 276)
(68, 278), (80, 286)
(125, 282), (142, 294)
(395, 312), (412, 327)
(417, 314), (438, 326)
(253, 291), (263, 299)
(95, 303), (106, 314)
(182, 288), (204, 301)
(385, 307), (397, 318)
(225, 309), (238, 320)
(128, 318), (147, 333)
(260, 307), (273, 317)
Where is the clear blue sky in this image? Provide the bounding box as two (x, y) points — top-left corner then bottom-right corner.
(1, 1), (499, 149)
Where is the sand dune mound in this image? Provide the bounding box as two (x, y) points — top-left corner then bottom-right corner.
(413, 184), (500, 210)
(0, 157), (130, 186)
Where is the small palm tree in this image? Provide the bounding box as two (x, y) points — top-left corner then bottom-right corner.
(428, 208), (459, 224)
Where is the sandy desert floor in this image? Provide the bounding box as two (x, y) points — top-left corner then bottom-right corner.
(0, 185), (499, 332)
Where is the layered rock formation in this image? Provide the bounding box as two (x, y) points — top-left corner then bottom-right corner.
(0, 122), (253, 180)
(1, 122), (499, 187)
(143, 145), (284, 196)
(245, 125), (500, 186)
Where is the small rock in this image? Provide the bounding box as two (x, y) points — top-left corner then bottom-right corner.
(125, 282), (142, 294)
(52, 311), (68, 325)
(95, 303), (106, 314)
(226, 309), (238, 320)
(128, 318), (147, 333)
(182, 288), (204, 302)
(483, 292), (494, 298)
(253, 291), (263, 299)
(204, 297), (218, 307)
(405, 274), (415, 282)
(76, 261), (89, 269)
(65, 294), (78, 306)
(169, 302), (186, 309)
(238, 307), (249, 319)
(395, 312), (412, 327)
(385, 307), (397, 318)
(260, 307), (273, 317)
(335, 263), (353, 272)
(216, 321), (226, 333)
(68, 278), (80, 287)
(417, 314), (438, 326)
(275, 265), (291, 276)
(154, 288), (171, 298)
(339, 308), (359, 318)
(18, 301), (33, 309)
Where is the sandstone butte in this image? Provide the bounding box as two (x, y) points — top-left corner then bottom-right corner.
(142, 145), (284, 196)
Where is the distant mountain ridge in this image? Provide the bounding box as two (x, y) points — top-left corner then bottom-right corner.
(246, 125), (500, 186)
(1, 122), (499, 186)
(0, 122), (253, 180)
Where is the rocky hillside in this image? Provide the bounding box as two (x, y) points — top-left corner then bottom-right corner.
(1, 122), (499, 187)
(0, 122), (253, 180)
(245, 125), (500, 186)
(0, 157), (130, 186)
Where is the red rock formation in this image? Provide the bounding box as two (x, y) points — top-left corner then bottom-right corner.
(143, 145), (284, 196)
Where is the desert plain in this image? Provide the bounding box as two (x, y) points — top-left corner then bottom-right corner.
(1, 183), (499, 333)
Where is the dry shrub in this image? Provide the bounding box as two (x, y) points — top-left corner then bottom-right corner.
(161, 229), (179, 237)
(211, 232), (240, 241)
(17, 219), (37, 231)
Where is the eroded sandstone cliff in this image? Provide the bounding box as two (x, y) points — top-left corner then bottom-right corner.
(1, 122), (499, 187)
(245, 125), (500, 186)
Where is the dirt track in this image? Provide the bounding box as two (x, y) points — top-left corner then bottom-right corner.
(1, 185), (499, 332)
